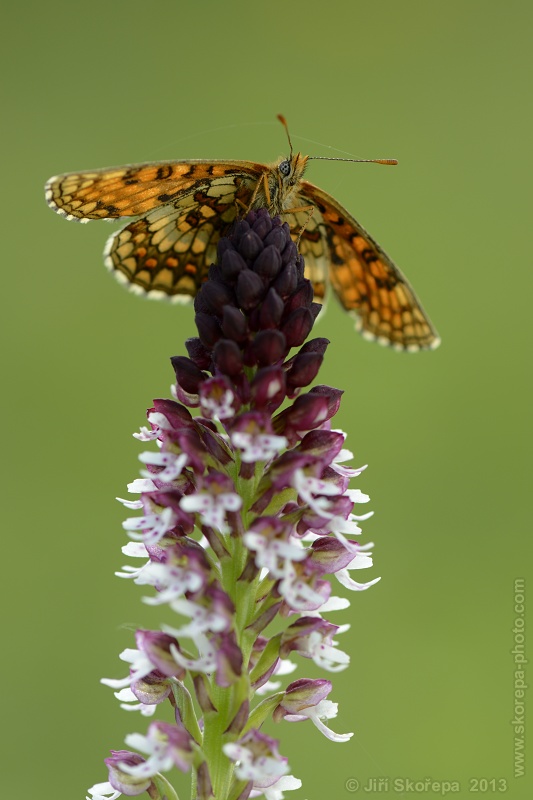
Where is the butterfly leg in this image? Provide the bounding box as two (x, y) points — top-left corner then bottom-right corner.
(242, 171), (271, 214)
(283, 204), (316, 247)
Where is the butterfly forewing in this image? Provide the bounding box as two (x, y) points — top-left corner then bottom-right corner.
(300, 182), (440, 350)
(45, 160), (263, 221)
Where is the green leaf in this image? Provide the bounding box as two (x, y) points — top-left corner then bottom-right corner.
(249, 633), (281, 685)
(245, 691), (285, 733)
(151, 773), (181, 800)
(172, 680), (203, 744)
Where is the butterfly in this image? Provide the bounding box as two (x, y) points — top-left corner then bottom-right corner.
(45, 116), (439, 351)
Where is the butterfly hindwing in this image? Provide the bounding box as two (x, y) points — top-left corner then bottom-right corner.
(281, 207), (329, 304)
(104, 171), (259, 299)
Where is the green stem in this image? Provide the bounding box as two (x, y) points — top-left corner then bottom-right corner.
(200, 466), (266, 799)
(202, 683), (234, 799)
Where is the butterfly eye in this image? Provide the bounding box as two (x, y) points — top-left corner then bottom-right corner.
(278, 160), (291, 177)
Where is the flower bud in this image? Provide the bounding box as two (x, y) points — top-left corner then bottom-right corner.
(220, 248), (247, 282)
(240, 229), (264, 261)
(236, 269), (265, 310)
(105, 750), (151, 796)
(171, 356), (207, 394)
(273, 678), (332, 719)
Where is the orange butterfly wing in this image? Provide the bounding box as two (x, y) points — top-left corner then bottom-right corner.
(46, 160), (265, 298)
(105, 170), (260, 299)
(45, 160), (263, 221)
(300, 181), (440, 351)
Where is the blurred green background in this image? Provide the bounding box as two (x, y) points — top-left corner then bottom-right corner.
(2, 1), (531, 797)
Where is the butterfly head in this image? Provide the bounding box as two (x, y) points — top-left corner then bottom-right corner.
(261, 114), (309, 211)
(278, 151), (308, 182)
(261, 152), (308, 213)
(278, 151), (308, 185)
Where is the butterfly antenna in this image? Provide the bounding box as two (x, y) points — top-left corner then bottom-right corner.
(277, 114), (293, 159)
(277, 115), (396, 165)
(308, 155), (398, 166)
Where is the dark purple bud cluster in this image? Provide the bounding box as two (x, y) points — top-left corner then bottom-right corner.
(171, 208), (331, 429)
